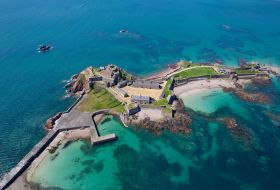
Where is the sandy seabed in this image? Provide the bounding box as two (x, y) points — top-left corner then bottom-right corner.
(7, 128), (92, 190)
(174, 79), (250, 99)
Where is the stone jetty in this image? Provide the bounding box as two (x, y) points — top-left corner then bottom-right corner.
(0, 99), (117, 190)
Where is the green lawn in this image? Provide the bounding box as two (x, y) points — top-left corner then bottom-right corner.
(153, 98), (168, 107)
(128, 103), (136, 109)
(163, 79), (172, 97)
(234, 68), (259, 75)
(174, 67), (218, 79)
(162, 107), (172, 113)
(153, 80), (171, 108)
(78, 86), (125, 113)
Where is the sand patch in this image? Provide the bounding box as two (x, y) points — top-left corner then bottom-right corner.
(123, 82), (166, 101)
(174, 79), (250, 99)
(137, 108), (164, 121)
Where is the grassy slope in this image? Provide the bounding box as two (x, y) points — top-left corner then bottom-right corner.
(234, 68), (259, 74)
(78, 87), (125, 113)
(163, 79), (172, 97)
(175, 67), (218, 79)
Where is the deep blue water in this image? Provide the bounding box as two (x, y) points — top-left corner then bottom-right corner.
(0, 0), (280, 185)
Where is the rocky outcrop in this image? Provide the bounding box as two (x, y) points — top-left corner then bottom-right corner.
(234, 82), (243, 89)
(67, 74), (88, 94)
(136, 113), (192, 136)
(251, 77), (271, 85)
(71, 74), (79, 80)
(223, 87), (270, 104)
(220, 117), (255, 150)
(266, 112), (280, 125)
(45, 112), (64, 130)
(224, 118), (238, 129)
(64, 67), (96, 95)
(134, 99), (192, 135)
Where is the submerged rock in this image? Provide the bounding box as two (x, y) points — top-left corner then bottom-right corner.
(220, 117), (256, 150)
(251, 77), (271, 85)
(224, 118), (238, 129)
(266, 112), (280, 125)
(223, 87), (270, 104)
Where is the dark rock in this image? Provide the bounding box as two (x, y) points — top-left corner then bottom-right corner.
(71, 74), (79, 80)
(223, 87), (270, 104)
(266, 112), (280, 124)
(234, 82), (243, 89)
(220, 117), (256, 150)
(135, 99), (192, 135)
(45, 112), (64, 130)
(251, 77), (272, 85)
(67, 74), (88, 94)
(224, 118), (238, 129)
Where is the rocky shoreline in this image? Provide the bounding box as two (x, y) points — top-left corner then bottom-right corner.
(132, 99), (192, 135)
(64, 67), (95, 95)
(44, 112), (64, 130)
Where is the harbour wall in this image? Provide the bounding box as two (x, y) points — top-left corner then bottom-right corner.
(0, 109), (118, 190)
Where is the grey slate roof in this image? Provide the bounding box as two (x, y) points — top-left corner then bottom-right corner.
(115, 87), (128, 97)
(131, 95), (150, 102)
(132, 80), (160, 89)
(118, 80), (128, 88)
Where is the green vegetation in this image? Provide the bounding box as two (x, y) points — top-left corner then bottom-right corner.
(153, 79), (174, 108)
(120, 70), (127, 80)
(162, 107), (172, 113)
(153, 98), (168, 107)
(234, 68), (259, 75)
(174, 67), (219, 79)
(179, 60), (200, 68)
(79, 74), (86, 82)
(153, 80), (173, 108)
(78, 86), (125, 113)
(128, 103), (136, 109)
(163, 79), (172, 97)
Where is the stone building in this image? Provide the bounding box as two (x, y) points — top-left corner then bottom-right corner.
(132, 80), (161, 89)
(167, 94), (177, 105)
(118, 80), (129, 88)
(99, 65), (120, 87)
(131, 95), (150, 104)
(115, 87), (128, 97)
(126, 104), (140, 115)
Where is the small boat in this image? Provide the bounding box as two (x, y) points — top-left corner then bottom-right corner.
(119, 30), (128, 33)
(38, 45), (53, 53)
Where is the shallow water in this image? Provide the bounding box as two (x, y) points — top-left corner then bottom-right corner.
(182, 88), (250, 116)
(31, 77), (280, 190)
(31, 83), (280, 190)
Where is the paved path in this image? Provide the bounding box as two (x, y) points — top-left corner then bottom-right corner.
(166, 66), (215, 78)
(55, 110), (94, 129)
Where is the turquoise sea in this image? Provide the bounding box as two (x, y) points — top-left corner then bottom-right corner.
(1, 0), (280, 189)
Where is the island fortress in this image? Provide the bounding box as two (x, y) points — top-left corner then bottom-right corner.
(0, 60), (276, 190)
(63, 61), (272, 118)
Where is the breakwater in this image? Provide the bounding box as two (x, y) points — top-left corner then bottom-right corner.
(0, 109), (118, 190)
